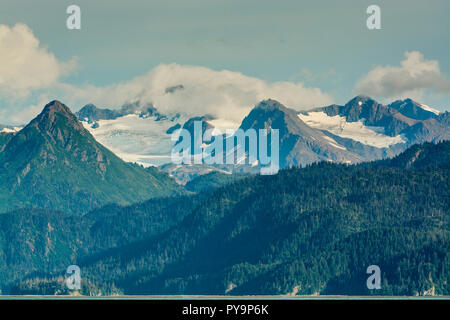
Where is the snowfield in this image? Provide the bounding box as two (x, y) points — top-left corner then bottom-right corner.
(81, 114), (185, 166)
(81, 112), (241, 167)
(298, 111), (406, 148)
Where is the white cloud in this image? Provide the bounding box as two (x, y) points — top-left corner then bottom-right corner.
(355, 51), (450, 100)
(60, 63), (333, 124)
(0, 23), (77, 98)
(0, 24), (332, 125)
(7, 94), (53, 124)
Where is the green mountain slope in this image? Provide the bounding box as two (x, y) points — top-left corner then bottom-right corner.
(6, 141), (449, 296)
(0, 208), (86, 292)
(0, 100), (181, 214)
(0, 194), (206, 294)
(387, 141), (450, 169)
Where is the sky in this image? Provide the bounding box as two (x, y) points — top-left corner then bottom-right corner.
(0, 0), (449, 125)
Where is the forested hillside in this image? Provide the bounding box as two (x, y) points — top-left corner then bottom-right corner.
(3, 141), (450, 296)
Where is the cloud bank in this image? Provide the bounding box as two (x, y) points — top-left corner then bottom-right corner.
(0, 23), (77, 99)
(0, 23), (333, 125)
(355, 51), (450, 100)
(61, 63), (334, 124)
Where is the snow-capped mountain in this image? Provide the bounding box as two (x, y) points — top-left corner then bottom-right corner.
(239, 99), (363, 167)
(75, 96), (449, 183)
(303, 96), (448, 147)
(388, 98), (441, 120)
(77, 101), (187, 166)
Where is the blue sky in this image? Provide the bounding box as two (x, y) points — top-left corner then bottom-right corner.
(0, 0), (449, 124)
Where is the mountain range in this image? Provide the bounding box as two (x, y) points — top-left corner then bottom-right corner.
(0, 97), (448, 296)
(74, 95), (449, 182)
(1, 96), (448, 209)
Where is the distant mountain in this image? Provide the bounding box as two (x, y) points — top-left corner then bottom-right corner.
(389, 98), (441, 120)
(74, 96), (449, 182)
(240, 99), (363, 168)
(307, 96), (448, 142)
(312, 96), (415, 136)
(77, 101), (186, 167)
(6, 140), (448, 296)
(76, 101), (161, 124)
(400, 113), (450, 144)
(299, 96), (448, 158)
(0, 100), (181, 214)
(76, 104), (118, 123)
(162, 97), (449, 179)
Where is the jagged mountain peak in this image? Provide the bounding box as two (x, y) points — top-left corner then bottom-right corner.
(252, 99), (297, 116)
(77, 103), (118, 123)
(388, 98), (440, 120)
(256, 98), (285, 109)
(241, 99), (300, 133)
(2, 100), (104, 170)
(239, 99), (364, 167)
(312, 95), (413, 136)
(78, 103), (99, 113)
(36, 100), (79, 122)
(27, 100), (87, 141)
(37, 100), (78, 124)
(316, 95), (386, 119)
(243, 99), (346, 141)
(77, 100), (162, 124)
(44, 100), (71, 112)
(345, 95), (376, 105)
(343, 95), (389, 119)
